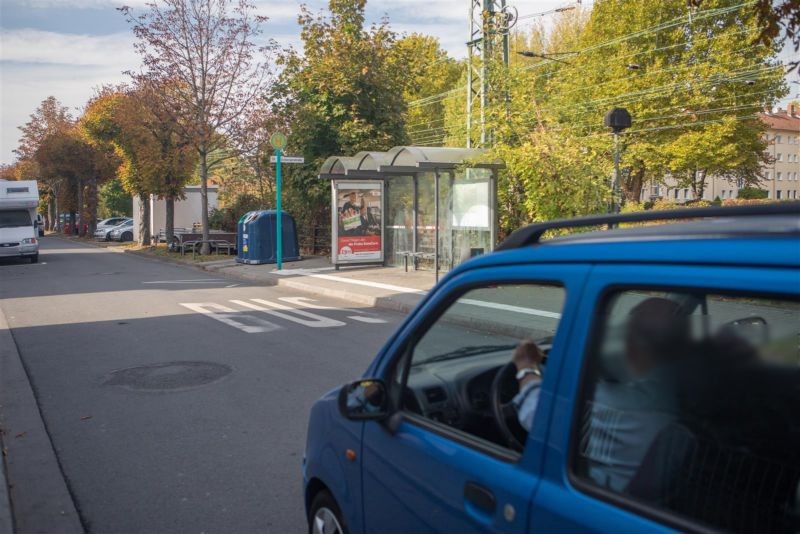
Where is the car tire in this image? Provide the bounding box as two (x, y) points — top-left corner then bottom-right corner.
(122, 231), (133, 242)
(308, 490), (347, 534)
(29, 254), (38, 264)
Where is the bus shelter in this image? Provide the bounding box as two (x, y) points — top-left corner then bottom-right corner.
(319, 146), (503, 278)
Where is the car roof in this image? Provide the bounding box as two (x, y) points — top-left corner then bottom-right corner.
(456, 211), (800, 273)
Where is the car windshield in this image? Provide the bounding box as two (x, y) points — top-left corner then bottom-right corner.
(0, 210), (32, 228)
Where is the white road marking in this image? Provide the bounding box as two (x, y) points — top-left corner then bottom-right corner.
(231, 299), (346, 328)
(144, 279), (226, 284)
(280, 297), (388, 324)
(273, 271), (424, 294)
(225, 284), (240, 288)
(179, 303), (281, 333)
(460, 299), (562, 319)
(277, 296), (336, 309)
(347, 316), (387, 324)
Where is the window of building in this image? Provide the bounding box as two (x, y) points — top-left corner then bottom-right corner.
(775, 135), (782, 144)
(401, 283), (566, 453)
(571, 289), (800, 532)
(683, 189), (689, 199)
(673, 189), (679, 199)
(765, 171), (771, 180)
(778, 172), (783, 181)
(777, 153), (783, 162)
(777, 190), (783, 199)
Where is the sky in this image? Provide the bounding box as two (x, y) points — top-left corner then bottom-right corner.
(0, 0), (796, 166)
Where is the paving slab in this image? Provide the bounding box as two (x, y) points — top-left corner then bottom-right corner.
(204, 260), (437, 314)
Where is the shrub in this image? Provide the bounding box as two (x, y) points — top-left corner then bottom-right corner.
(209, 193), (265, 232)
(737, 187), (769, 199)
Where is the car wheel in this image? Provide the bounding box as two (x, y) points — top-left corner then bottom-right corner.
(122, 231), (133, 242)
(309, 490), (347, 534)
(29, 254), (38, 264)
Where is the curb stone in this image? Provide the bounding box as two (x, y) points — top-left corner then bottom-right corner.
(0, 306), (83, 534)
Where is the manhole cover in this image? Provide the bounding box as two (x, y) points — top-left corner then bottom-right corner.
(104, 361), (231, 391)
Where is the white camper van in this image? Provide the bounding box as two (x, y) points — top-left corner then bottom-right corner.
(0, 180), (40, 263)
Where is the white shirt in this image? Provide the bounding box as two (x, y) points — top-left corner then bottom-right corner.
(584, 371), (677, 492)
(513, 380), (541, 432)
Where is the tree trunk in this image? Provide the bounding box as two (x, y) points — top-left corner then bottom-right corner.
(46, 199), (53, 232)
(69, 212), (76, 235)
(165, 196), (175, 246)
(53, 194), (60, 232)
(76, 180), (84, 236)
(199, 151), (210, 255)
(88, 176), (98, 236)
(623, 161), (646, 203)
(138, 193), (151, 246)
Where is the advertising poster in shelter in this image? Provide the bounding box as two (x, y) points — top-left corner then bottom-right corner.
(335, 182), (382, 262)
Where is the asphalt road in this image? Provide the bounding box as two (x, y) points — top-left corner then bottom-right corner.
(0, 237), (404, 533)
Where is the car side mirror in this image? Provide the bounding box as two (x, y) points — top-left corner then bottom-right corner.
(337, 379), (389, 421)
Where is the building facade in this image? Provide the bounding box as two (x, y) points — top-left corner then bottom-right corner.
(641, 106), (800, 202)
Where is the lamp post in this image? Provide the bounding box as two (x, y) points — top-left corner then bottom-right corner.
(604, 107), (632, 213)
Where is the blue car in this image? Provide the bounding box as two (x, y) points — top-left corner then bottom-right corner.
(303, 204), (800, 534)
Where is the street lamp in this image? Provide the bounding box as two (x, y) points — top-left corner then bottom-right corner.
(604, 107), (632, 213)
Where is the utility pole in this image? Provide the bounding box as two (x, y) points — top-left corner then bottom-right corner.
(466, 0), (512, 148)
(603, 108), (632, 213)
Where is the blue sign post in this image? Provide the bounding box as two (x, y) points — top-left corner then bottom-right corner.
(270, 132), (288, 270)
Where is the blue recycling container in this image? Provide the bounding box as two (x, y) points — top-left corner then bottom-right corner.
(236, 210), (301, 265)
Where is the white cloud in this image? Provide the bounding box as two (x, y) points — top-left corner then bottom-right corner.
(10, 0), (147, 8)
(0, 30), (138, 163)
(1, 29), (138, 67)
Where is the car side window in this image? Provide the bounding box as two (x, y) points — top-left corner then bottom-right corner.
(573, 289), (800, 531)
(399, 283), (566, 453)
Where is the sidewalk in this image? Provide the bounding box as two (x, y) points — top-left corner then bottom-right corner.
(54, 234), (439, 314)
(203, 256), (438, 314)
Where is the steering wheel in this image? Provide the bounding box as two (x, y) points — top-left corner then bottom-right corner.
(490, 362), (529, 452)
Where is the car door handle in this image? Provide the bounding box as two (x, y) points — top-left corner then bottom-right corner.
(464, 481), (496, 514)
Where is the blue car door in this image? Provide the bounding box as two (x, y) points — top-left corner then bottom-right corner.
(359, 264), (590, 532)
(532, 263), (800, 532)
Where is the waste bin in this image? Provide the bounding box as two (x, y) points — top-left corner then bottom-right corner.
(236, 210), (301, 264)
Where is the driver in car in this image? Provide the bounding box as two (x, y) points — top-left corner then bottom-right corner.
(511, 339), (545, 432)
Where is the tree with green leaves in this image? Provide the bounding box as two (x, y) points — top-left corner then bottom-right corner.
(542, 0), (785, 201)
(98, 179), (133, 218)
(395, 34), (462, 146)
(275, 0), (410, 231)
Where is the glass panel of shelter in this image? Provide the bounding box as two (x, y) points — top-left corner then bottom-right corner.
(386, 175), (413, 268)
(384, 167), (493, 273)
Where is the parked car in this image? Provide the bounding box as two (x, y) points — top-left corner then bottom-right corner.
(108, 219), (134, 242)
(303, 204), (800, 534)
(94, 217), (132, 241)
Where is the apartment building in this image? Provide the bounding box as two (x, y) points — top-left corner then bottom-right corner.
(643, 106), (800, 202)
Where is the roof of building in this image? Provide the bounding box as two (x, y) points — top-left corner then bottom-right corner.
(759, 109), (800, 132)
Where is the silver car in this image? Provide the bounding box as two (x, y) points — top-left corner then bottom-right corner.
(94, 217), (131, 241)
(108, 219), (134, 242)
